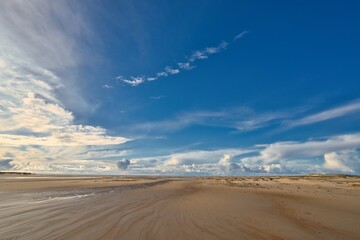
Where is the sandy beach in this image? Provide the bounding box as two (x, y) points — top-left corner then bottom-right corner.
(0, 174), (359, 240)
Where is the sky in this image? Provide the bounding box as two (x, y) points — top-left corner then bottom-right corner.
(0, 0), (360, 175)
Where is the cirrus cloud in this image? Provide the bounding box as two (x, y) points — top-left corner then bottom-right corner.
(116, 32), (248, 86)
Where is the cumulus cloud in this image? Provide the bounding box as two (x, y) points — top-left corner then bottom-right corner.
(128, 150), (252, 175)
(164, 149), (249, 167)
(258, 164), (282, 174)
(0, 57), (129, 173)
(324, 151), (360, 173)
(260, 134), (360, 163)
(116, 32), (247, 86)
(218, 154), (247, 174)
(0, 1), (129, 173)
(126, 149), (255, 175)
(218, 154), (232, 165)
(117, 159), (131, 170)
(0, 87), (128, 147)
(241, 133), (360, 174)
(126, 133), (360, 175)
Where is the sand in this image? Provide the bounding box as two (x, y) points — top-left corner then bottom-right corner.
(0, 174), (359, 240)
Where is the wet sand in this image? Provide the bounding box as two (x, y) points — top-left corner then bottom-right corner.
(0, 174), (359, 240)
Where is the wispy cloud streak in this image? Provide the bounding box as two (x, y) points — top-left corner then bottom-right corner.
(284, 100), (360, 128)
(117, 31), (248, 86)
(234, 30), (249, 41)
(128, 108), (289, 133)
(116, 76), (145, 86)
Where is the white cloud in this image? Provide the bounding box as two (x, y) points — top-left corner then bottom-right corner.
(128, 99), (360, 133)
(156, 72), (168, 77)
(0, 1), (97, 114)
(164, 149), (249, 166)
(164, 66), (180, 75)
(235, 112), (290, 132)
(102, 84), (113, 89)
(324, 152), (352, 172)
(254, 134), (360, 163)
(0, 143), (131, 173)
(260, 164), (282, 173)
(189, 50), (208, 61)
(0, 77), (128, 148)
(0, 2), (129, 173)
(218, 154), (248, 174)
(324, 150), (359, 173)
(0, 57), (129, 173)
(234, 30), (249, 41)
(10, 158), (120, 173)
(126, 148), (252, 175)
(218, 154), (232, 165)
(178, 62), (195, 70)
(126, 147), (295, 175)
(117, 76), (145, 86)
(130, 108), (290, 133)
(117, 32), (248, 86)
(241, 133), (360, 174)
(0, 1), (92, 70)
(189, 41), (228, 62)
(107, 132), (360, 175)
(285, 100), (360, 128)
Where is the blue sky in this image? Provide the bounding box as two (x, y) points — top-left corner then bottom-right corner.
(0, 0), (360, 175)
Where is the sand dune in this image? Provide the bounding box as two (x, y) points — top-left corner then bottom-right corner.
(0, 175), (359, 240)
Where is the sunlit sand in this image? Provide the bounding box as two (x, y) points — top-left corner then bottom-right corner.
(1, 174), (359, 239)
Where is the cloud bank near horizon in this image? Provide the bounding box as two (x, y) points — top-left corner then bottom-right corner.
(126, 133), (360, 175)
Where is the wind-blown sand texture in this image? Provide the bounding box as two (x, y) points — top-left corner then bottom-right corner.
(0, 174), (359, 240)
